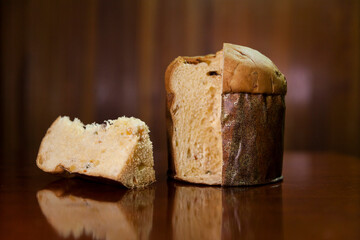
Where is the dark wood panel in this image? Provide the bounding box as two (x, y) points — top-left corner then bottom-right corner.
(1, 0), (359, 169)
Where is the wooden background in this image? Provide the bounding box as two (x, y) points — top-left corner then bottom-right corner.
(1, 0), (359, 172)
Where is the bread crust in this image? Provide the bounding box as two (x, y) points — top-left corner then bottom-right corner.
(36, 116), (63, 173)
(166, 92), (176, 178)
(222, 43), (287, 94)
(164, 57), (178, 177)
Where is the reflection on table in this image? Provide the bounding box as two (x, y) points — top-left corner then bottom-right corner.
(169, 181), (283, 239)
(170, 183), (222, 240)
(37, 178), (155, 240)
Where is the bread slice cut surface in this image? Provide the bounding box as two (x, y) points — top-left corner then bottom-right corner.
(36, 116), (155, 188)
(166, 53), (224, 185)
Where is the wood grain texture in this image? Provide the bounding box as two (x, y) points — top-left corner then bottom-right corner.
(1, 0), (359, 172)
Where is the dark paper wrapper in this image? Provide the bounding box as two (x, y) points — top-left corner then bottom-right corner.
(221, 93), (285, 186)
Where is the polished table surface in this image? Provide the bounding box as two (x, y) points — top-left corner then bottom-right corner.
(0, 152), (359, 240)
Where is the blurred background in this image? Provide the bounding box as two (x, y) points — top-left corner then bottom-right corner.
(1, 0), (359, 174)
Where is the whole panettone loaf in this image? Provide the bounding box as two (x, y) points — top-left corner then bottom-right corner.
(165, 43), (287, 186)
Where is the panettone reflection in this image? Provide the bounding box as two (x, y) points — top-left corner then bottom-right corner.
(37, 178), (155, 240)
(170, 184), (222, 240)
(169, 182), (283, 239)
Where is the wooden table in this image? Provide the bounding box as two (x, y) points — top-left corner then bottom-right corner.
(0, 152), (359, 239)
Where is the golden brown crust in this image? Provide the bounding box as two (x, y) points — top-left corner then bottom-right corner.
(164, 55), (177, 177)
(165, 57), (178, 177)
(166, 92), (176, 178)
(118, 135), (156, 189)
(36, 116), (63, 173)
(164, 57), (178, 177)
(165, 57), (181, 93)
(222, 43), (287, 94)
